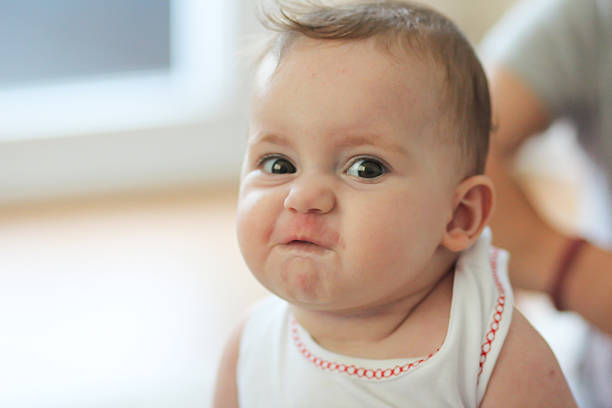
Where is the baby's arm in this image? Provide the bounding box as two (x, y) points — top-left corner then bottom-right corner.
(213, 321), (245, 408)
(480, 309), (576, 407)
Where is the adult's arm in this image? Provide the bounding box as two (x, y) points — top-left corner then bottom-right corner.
(486, 66), (612, 334)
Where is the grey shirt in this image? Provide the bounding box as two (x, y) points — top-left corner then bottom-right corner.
(480, 0), (612, 189)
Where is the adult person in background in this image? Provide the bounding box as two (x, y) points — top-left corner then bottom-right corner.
(480, 0), (611, 406)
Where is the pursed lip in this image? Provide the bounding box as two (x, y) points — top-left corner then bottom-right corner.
(273, 215), (340, 251)
(278, 234), (334, 252)
(284, 235), (328, 248)
(285, 241), (327, 253)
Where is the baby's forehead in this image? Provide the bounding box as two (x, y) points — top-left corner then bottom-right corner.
(262, 36), (443, 86)
(255, 38), (446, 119)
(254, 46), (454, 158)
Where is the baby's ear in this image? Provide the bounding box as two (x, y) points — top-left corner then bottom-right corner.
(442, 175), (495, 252)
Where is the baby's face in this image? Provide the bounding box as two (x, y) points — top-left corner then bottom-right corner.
(237, 38), (458, 313)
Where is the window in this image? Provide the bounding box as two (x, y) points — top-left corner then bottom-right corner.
(0, 0), (237, 140)
(0, 0), (171, 87)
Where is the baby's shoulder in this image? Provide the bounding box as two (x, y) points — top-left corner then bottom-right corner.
(480, 308), (576, 407)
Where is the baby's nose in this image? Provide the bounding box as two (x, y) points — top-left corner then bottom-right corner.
(283, 175), (336, 214)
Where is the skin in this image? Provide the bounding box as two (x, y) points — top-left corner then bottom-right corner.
(213, 38), (575, 407)
(481, 311), (576, 407)
(213, 320), (244, 408)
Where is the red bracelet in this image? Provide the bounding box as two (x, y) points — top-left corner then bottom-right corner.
(550, 237), (588, 311)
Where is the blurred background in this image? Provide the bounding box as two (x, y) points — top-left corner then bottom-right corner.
(0, 0), (599, 407)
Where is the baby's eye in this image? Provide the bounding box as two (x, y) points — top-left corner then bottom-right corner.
(346, 158), (386, 179)
(261, 156), (296, 174)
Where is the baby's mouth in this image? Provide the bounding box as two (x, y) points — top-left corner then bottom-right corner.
(288, 240), (318, 247)
(284, 239), (328, 254)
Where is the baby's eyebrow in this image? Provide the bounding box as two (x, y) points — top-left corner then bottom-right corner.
(249, 132), (407, 155)
(335, 134), (407, 155)
(249, 133), (290, 147)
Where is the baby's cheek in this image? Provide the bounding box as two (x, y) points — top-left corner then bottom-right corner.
(236, 192), (275, 264)
(346, 217), (405, 269)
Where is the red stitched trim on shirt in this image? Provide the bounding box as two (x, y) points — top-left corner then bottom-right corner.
(291, 249), (504, 382)
(477, 248), (506, 383)
(290, 318), (440, 380)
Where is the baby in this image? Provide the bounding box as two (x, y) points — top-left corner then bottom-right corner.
(215, 1), (575, 407)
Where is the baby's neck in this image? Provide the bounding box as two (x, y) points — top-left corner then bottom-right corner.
(290, 270), (454, 360)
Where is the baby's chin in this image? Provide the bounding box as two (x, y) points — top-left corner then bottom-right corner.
(254, 254), (339, 306)
(281, 256), (334, 303)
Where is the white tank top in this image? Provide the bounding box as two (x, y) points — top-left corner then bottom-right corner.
(237, 228), (513, 407)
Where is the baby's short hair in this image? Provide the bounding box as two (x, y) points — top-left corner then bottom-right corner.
(258, 0), (491, 175)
